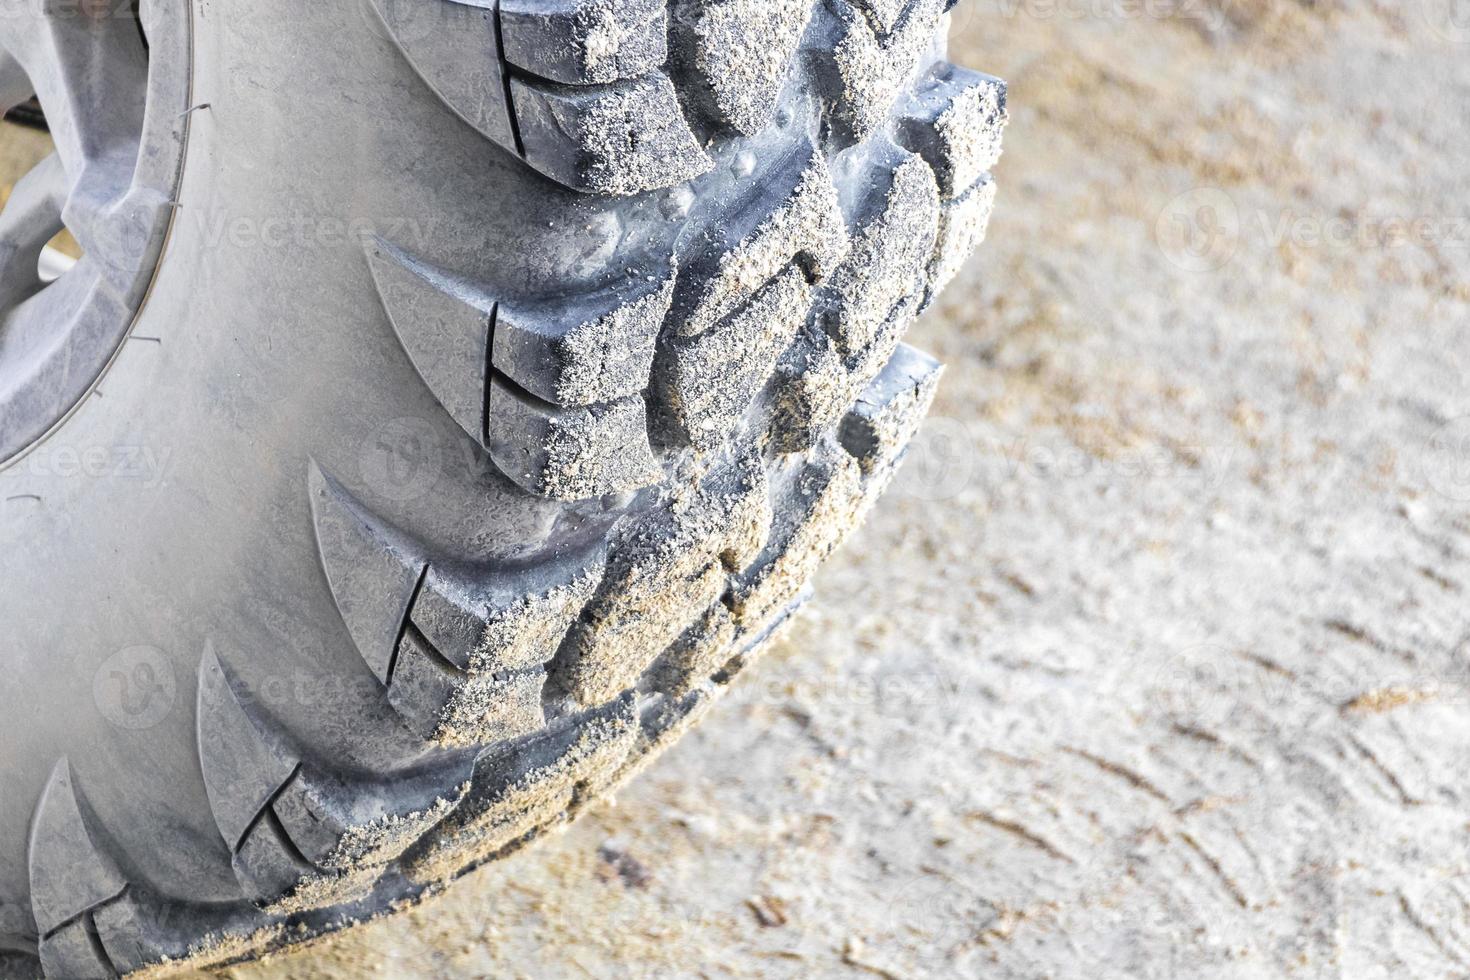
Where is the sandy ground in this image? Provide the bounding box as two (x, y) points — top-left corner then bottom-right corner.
(12, 1), (1470, 975)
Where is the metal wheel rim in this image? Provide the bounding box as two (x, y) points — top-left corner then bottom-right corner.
(0, 0), (192, 465)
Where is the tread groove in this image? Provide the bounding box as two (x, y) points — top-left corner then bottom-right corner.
(488, 366), (582, 415)
(230, 762), (303, 858)
(403, 621), (464, 678)
(79, 912), (116, 979)
(34, 883), (124, 944)
(261, 809), (313, 871)
(491, 0), (527, 158)
(387, 565), (432, 688)
(482, 301), (499, 446)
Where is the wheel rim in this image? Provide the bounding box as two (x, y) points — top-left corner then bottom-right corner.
(0, 0), (191, 464)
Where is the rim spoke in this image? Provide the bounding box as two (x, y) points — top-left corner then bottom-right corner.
(0, 152), (65, 310)
(0, 4), (148, 266)
(0, 50), (32, 112)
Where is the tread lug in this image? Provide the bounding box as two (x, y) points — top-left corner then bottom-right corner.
(196, 652), (328, 905)
(829, 0), (945, 145)
(714, 449), (774, 571)
(927, 174), (996, 304)
(26, 762), (126, 940)
(511, 72), (713, 196)
(404, 568), (485, 671)
(608, 687), (714, 786)
(730, 448), (865, 629)
(770, 329), (850, 453)
(197, 647), (448, 910)
(368, 237), (671, 501)
(407, 697), (639, 883)
(38, 917), (114, 980)
(368, 0), (518, 148)
(676, 0), (813, 135)
(386, 627), (468, 740)
(823, 151), (939, 359)
(839, 342), (943, 475)
(554, 451), (767, 703)
(87, 898), (159, 976)
(308, 462), (428, 684)
(195, 650), (301, 855)
(677, 145), (848, 338)
(268, 771), (357, 869)
(898, 64), (1007, 198)
(653, 604), (735, 698)
(848, 0), (908, 34)
(436, 668), (549, 748)
(309, 466), (606, 741)
(663, 264), (812, 449)
(495, 267), (673, 407)
(414, 558), (603, 676)
(486, 380), (661, 500)
(365, 238), (494, 447)
(230, 819), (314, 907)
(501, 0), (668, 85)
(562, 557), (727, 704)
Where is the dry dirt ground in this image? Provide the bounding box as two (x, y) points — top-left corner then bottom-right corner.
(12, 1), (1470, 976)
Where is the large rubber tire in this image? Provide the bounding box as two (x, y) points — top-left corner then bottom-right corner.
(0, 0), (1005, 974)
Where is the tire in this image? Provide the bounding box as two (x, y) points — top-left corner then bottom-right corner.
(0, 0), (1006, 975)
